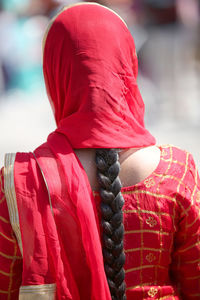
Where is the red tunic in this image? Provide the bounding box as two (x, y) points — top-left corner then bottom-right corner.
(0, 168), (22, 299)
(0, 145), (200, 299)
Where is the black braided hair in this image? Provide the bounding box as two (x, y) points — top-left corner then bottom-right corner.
(96, 149), (126, 300)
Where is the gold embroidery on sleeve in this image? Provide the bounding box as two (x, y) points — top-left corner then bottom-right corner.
(177, 241), (200, 253)
(147, 287), (158, 297)
(125, 264), (166, 274)
(0, 250), (21, 260)
(161, 149), (168, 157)
(125, 229), (170, 236)
(8, 237), (18, 300)
(0, 269), (15, 277)
(123, 190), (176, 203)
(0, 216), (9, 224)
(146, 216), (157, 228)
(126, 282), (153, 290)
(196, 192), (200, 203)
(161, 158), (186, 168)
(146, 253), (156, 263)
(144, 178), (155, 188)
(125, 247), (166, 253)
(124, 209), (175, 220)
(154, 145), (173, 283)
(0, 289), (18, 294)
(4, 153), (23, 256)
(153, 173), (189, 189)
(186, 210), (200, 229)
(0, 231), (15, 243)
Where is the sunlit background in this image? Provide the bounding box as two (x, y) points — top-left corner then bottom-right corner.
(0, 0), (200, 167)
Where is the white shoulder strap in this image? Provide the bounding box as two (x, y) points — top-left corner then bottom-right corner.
(19, 284), (56, 300)
(4, 153), (23, 256)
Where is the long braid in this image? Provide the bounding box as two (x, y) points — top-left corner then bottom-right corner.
(96, 149), (126, 300)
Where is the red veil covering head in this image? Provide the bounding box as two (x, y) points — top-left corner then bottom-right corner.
(43, 2), (155, 148)
(13, 3), (156, 300)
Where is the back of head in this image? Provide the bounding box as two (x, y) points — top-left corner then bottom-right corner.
(43, 3), (155, 149)
(42, 4), (155, 299)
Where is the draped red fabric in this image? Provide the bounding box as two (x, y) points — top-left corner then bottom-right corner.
(13, 3), (156, 299)
(14, 135), (111, 299)
(43, 3), (156, 148)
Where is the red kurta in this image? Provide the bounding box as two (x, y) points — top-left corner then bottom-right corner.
(0, 145), (200, 299)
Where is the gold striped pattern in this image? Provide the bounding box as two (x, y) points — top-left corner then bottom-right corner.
(4, 153), (23, 256)
(19, 284), (56, 300)
(8, 236), (18, 300)
(123, 190), (176, 203)
(0, 288), (19, 295)
(125, 229), (171, 236)
(0, 168), (22, 296)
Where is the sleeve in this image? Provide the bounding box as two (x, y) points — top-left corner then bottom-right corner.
(170, 154), (200, 299)
(0, 167), (22, 299)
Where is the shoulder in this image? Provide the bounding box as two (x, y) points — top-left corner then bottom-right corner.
(159, 144), (190, 161)
(159, 144), (198, 176)
(158, 144), (200, 201)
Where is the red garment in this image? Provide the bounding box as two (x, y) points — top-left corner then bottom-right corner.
(1, 145), (200, 299)
(95, 145), (200, 299)
(17, 3), (155, 298)
(0, 169), (22, 299)
(2, 3), (200, 300)
(43, 3), (155, 149)
(13, 134), (111, 300)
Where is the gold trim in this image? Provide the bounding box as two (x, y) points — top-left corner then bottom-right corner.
(123, 190), (176, 203)
(125, 264), (167, 274)
(4, 153), (23, 256)
(0, 250), (21, 260)
(0, 288), (18, 295)
(125, 247), (166, 253)
(19, 284), (56, 300)
(125, 229), (170, 236)
(124, 209), (175, 218)
(0, 215), (9, 224)
(0, 231), (15, 243)
(8, 237), (18, 300)
(0, 269), (14, 277)
(186, 211), (200, 229)
(126, 282), (153, 290)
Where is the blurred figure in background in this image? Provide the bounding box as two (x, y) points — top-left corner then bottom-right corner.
(0, 0), (56, 94)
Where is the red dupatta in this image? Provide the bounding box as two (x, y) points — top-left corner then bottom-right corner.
(13, 3), (156, 299)
(43, 3), (155, 148)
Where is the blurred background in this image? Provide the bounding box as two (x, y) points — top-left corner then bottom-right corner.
(0, 0), (200, 167)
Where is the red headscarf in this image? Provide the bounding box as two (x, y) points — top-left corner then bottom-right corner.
(14, 4), (155, 300)
(43, 2), (155, 148)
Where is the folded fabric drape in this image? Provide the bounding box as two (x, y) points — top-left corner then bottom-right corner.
(43, 3), (156, 149)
